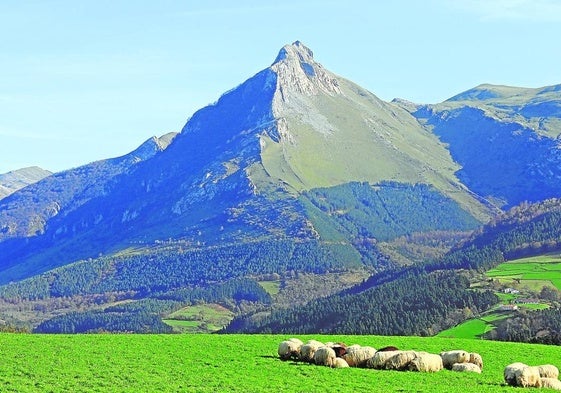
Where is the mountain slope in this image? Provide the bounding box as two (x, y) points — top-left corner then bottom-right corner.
(0, 166), (52, 200)
(408, 83), (561, 208)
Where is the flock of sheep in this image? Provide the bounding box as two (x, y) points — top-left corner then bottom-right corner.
(277, 338), (561, 390)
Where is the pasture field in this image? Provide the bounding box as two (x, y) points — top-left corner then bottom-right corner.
(486, 254), (561, 290)
(1, 333), (560, 392)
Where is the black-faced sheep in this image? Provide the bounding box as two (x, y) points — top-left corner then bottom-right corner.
(342, 345), (376, 368)
(313, 346), (337, 367)
(440, 350), (470, 369)
(451, 362), (481, 374)
(540, 377), (561, 391)
(407, 352), (443, 373)
(277, 338), (303, 360)
(538, 364), (559, 379)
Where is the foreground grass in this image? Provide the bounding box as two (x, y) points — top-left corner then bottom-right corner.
(1, 334), (560, 392)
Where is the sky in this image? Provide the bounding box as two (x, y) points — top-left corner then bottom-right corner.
(1, 0), (560, 174)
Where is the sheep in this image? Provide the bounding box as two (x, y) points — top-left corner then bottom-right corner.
(469, 352), (483, 370)
(407, 352), (443, 373)
(330, 344), (347, 358)
(538, 364), (559, 379)
(384, 351), (418, 371)
(440, 350), (470, 369)
(515, 366), (542, 388)
(451, 362), (482, 374)
(504, 363), (528, 386)
(540, 378), (561, 391)
(333, 357), (350, 369)
(342, 346), (376, 368)
(377, 345), (399, 352)
(313, 346), (337, 367)
(366, 350), (400, 369)
(299, 340), (323, 363)
(278, 338), (303, 360)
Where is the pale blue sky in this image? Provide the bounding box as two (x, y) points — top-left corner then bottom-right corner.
(1, 0), (560, 173)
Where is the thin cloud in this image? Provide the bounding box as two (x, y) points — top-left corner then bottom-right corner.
(444, 0), (561, 22)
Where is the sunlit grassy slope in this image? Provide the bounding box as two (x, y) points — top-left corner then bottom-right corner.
(0, 334), (559, 393)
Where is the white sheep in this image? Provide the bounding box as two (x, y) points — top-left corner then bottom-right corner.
(313, 346), (337, 367)
(504, 362), (528, 386)
(469, 352), (483, 370)
(540, 378), (561, 391)
(384, 351), (418, 371)
(299, 340), (323, 363)
(333, 357), (350, 368)
(451, 362), (482, 374)
(408, 352), (443, 373)
(366, 350), (400, 369)
(538, 364), (559, 379)
(440, 350), (470, 369)
(278, 338), (303, 360)
(342, 346), (376, 368)
(515, 366), (542, 388)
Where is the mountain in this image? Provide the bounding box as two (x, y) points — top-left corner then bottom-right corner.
(405, 83), (561, 208)
(0, 42), (493, 331)
(0, 166), (52, 200)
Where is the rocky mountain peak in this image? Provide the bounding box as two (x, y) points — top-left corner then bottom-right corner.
(271, 41), (340, 97)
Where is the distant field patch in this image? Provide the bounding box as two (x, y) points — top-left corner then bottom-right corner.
(163, 303), (233, 333)
(437, 311), (510, 339)
(486, 254), (561, 290)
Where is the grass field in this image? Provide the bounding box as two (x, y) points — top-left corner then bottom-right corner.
(163, 304), (234, 333)
(0, 333), (560, 392)
(486, 254), (561, 290)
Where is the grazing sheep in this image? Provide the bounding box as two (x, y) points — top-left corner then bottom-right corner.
(313, 346), (337, 367)
(331, 344), (347, 358)
(384, 351), (418, 371)
(451, 362), (482, 374)
(515, 366), (542, 388)
(504, 363), (528, 386)
(377, 345), (399, 352)
(366, 350), (400, 369)
(540, 378), (561, 391)
(408, 352), (443, 373)
(333, 357), (350, 368)
(299, 341), (324, 363)
(469, 352), (483, 370)
(440, 350), (470, 369)
(538, 364), (559, 379)
(342, 346), (377, 368)
(278, 338), (303, 360)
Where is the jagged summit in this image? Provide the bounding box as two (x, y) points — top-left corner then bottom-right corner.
(271, 41), (340, 96)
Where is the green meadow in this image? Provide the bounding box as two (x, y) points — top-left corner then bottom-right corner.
(1, 333), (560, 392)
(486, 254), (561, 290)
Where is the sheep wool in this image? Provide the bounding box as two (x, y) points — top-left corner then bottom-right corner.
(278, 339), (302, 360)
(540, 378), (561, 391)
(451, 362), (482, 374)
(342, 346), (376, 368)
(313, 346), (337, 367)
(538, 364), (559, 379)
(408, 352), (443, 373)
(384, 351), (418, 371)
(515, 366), (542, 388)
(468, 352), (483, 370)
(333, 357), (350, 369)
(299, 341), (323, 363)
(440, 350), (470, 369)
(366, 350), (400, 369)
(504, 363), (528, 386)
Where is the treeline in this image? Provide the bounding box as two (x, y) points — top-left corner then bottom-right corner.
(0, 239), (364, 301)
(33, 278), (271, 333)
(436, 198), (561, 271)
(223, 270), (497, 336)
(302, 181), (480, 243)
(486, 308), (561, 345)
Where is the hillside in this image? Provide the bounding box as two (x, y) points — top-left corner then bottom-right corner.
(0, 166), (52, 200)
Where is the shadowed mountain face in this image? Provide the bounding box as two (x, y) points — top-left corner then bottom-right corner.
(0, 42), (499, 287)
(409, 84), (561, 208)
